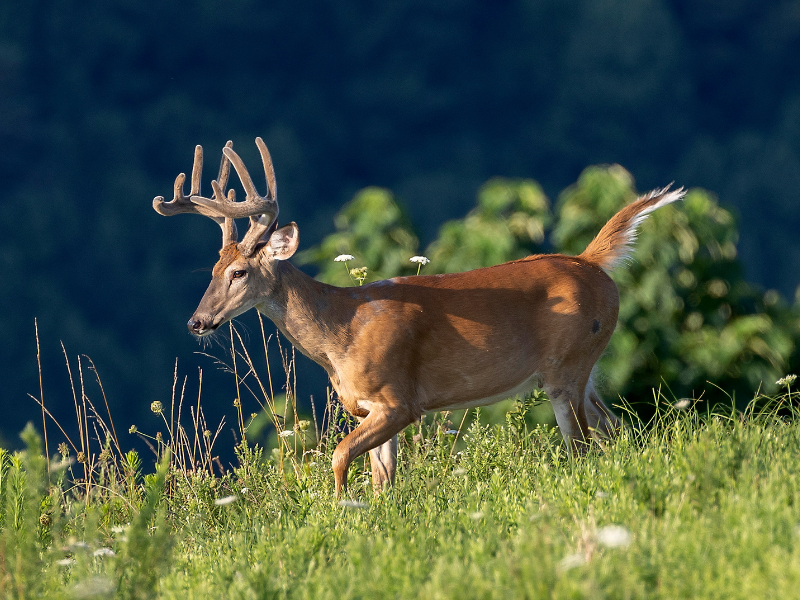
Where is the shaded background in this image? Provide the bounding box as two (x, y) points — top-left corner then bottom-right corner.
(2, 0), (800, 453)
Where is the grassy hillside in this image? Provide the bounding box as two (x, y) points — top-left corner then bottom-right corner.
(3, 382), (800, 598)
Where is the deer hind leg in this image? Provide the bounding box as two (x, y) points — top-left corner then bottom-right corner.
(332, 405), (411, 498)
(582, 378), (621, 439)
(368, 435), (399, 493)
(545, 382), (591, 455)
(355, 416), (399, 493)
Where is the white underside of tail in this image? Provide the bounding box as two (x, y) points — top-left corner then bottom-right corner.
(630, 186), (686, 229)
(614, 186), (686, 267)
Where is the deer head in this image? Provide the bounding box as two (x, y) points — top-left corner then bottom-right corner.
(153, 138), (299, 336)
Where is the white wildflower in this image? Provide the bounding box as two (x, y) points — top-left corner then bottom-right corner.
(214, 495), (238, 506)
(334, 254), (355, 262)
(56, 558), (76, 567)
(240, 487), (249, 494)
(596, 525), (632, 548)
(339, 500), (368, 509)
(557, 552), (587, 572)
(777, 374), (797, 387)
(674, 398), (692, 410)
(278, 430), (294, 438)
(93, 547), (115, 558)
(410, 255), (431, 275)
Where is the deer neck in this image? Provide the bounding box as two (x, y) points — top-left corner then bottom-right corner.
(255, 261), (354, 373)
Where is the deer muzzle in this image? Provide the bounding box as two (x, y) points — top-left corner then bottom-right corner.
(187, 316), (215, 336)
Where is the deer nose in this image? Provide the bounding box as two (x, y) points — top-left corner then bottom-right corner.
(187, 318), (206, 334)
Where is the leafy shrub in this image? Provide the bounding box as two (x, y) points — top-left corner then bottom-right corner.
(302, 165), (800, 409)
(297, 187), (419, 285)
(426, 178), (551, 274)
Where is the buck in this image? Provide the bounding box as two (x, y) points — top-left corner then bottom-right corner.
(154, 138), (684, 497)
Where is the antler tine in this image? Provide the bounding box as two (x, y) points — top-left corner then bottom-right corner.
(216, 140), (233, 193)
(182, 141), (236, 216)
(236, 138), (280, 256)
(255, 136), (276, 201)
(152, 145), (224, 223)
(189, 143), (277, 220)
(235, 137), (280, 256)
(216, 141), (238, 247)
(210, 179), (239, 248)
(189, 144), (203, 196)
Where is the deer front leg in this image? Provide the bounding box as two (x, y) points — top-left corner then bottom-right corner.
(333, 407), (410, 498)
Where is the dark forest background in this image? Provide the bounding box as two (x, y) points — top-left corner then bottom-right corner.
(2, 0), (800, 454)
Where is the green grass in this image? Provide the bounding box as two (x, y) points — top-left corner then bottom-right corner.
(4, 391), (800, 599)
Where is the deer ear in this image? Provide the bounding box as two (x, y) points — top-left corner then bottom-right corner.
(264, 222), (299, 260)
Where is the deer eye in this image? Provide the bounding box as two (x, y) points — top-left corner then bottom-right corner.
(232, 270), (247, 279)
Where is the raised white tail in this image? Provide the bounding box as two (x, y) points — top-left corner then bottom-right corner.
(580, 186), (685, 271)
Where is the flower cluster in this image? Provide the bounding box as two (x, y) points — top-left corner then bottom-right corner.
(410, 255), (430, 275)
(349, 266), (368, 285)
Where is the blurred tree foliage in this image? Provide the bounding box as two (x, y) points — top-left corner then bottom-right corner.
(554, 167), (800, 407)
(304, 166), (800, 408)
(426, 179), (551, 275)
(3, 0), (800, 445)
(297, 188), (419, 286)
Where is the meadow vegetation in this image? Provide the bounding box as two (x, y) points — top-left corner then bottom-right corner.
(3, 377), (800, 598)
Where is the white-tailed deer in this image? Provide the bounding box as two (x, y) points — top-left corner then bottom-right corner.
(154, 138), (684, 496)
